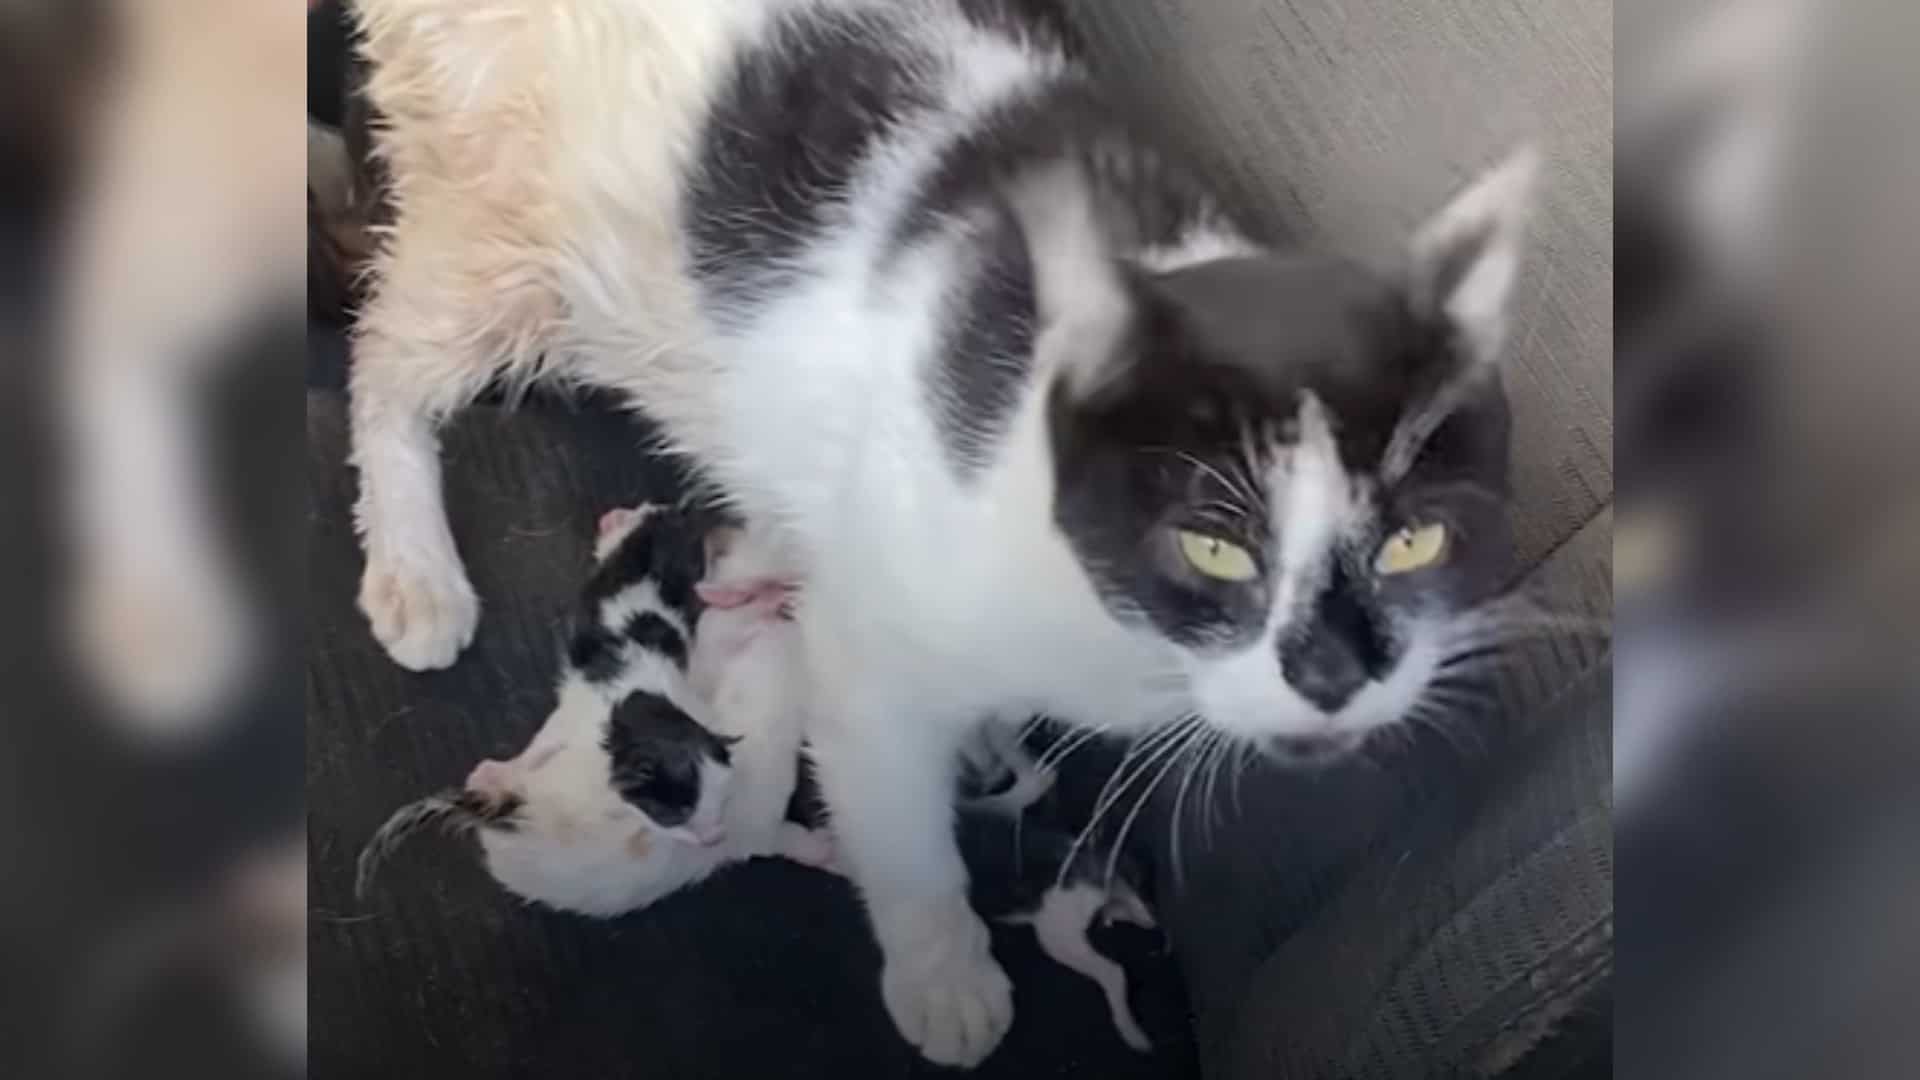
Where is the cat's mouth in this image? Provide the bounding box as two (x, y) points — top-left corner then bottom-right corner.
(1259, 731), (1367, 767)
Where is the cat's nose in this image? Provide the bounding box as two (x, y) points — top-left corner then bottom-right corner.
(1279, 630), (1369, 712)
(1279, 565), (1388, 712)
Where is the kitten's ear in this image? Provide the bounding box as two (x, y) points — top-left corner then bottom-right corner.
(1408, 147), (1541, 366)
(1005, 162), (1135, 401)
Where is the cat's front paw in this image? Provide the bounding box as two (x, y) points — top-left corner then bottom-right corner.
(879, 897), (1013, 1067)
(358, 552), (478, 671)
(70, 555), (254, 737)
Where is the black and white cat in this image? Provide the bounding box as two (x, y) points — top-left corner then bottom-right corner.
(346, 0), (1534, 1063)
(358, 504), (830, 917)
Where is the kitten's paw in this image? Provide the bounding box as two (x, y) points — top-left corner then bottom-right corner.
(879, 899), (1013, 1067)
(71, 558), (253, 737)
(358, 553), (478, 671)
(776, 824), (837, 870)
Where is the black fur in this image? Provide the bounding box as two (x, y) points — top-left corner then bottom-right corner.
(955, 0), (1078, 52)
(623, 612), (688, 670)
(686, 7), (935, 319)
(580, 512), (708, 628)
(568, 623), (627, 685)
(929, 210), (1036, 478)
(603, 691), (735, 828)
(892, 79), (1215, 257)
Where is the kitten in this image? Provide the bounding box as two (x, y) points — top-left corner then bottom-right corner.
(358, 504), (828, 917)
(344, 0), (1535, 1062)
(953, 729), (1159, 1053)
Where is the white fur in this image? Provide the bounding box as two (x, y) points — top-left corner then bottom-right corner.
(346, 3), (1532, 1062)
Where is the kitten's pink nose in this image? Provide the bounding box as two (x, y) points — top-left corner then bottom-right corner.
(466, 759), (517, 800)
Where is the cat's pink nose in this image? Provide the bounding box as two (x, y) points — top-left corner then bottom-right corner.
(466, 759), (516, 800)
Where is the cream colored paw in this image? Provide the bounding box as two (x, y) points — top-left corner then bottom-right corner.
(358, 554), (478, 671)
(880, 899), (1014, 1067)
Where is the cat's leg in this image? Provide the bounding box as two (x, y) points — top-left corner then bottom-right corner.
(1028, 886), (1152, 1053)
(348, 224), (545, 671)
(807, 687), (1013, 1067)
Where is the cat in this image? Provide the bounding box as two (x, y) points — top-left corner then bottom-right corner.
(357, 504), (830, 917)
(344, 0), (1535, 1063)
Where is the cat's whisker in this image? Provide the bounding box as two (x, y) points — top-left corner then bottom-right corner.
(1155, 447), (1259, 508)
(1168, 725), (1213, 893)
(1081, 718), (1193, 834)
(1062, 716), (1199, 889)
(1103, 721), (1206, 893)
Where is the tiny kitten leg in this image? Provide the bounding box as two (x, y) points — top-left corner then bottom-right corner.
(1027, 886), (1152, 1053)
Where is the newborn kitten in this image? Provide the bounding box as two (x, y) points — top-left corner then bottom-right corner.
(359, 504), (827, 917)
(953, 727), (1159, 1054)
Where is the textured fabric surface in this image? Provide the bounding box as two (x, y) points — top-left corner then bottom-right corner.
(306, 390), (1200, 1079)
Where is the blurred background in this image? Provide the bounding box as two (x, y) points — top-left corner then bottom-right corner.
(1, 0), (1918, 1076)
(1615, 0), (1920, 1077)
(0, 2), (304, 1079)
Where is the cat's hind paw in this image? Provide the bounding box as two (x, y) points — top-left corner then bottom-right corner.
(358, 552), (478, 671)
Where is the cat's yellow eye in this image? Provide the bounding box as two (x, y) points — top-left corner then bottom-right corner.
(1177, 530), (1258, 582)
(1375, 522), (1449, 575)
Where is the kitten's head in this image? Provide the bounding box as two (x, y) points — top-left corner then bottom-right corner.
(459, 684), (737, 917)
(1029, 151), (1538, 762)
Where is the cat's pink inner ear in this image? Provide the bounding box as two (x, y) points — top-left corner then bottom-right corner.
(597, 508), (638, 539)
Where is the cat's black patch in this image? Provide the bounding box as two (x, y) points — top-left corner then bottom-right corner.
(603, 691), (735, 828)
(929, 209), (1036, 478)
(622, 612), (688, 669)
(893, 77), (1216, 258)
(686, 8), (935, 319)
(955, 0), (1079, 52)
(568, 623), (626, 684)
(582, 511), (707, 628)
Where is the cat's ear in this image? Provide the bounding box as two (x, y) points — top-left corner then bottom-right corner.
(1407, 147), (1541, 367)
(1005, 162), (1135, 401)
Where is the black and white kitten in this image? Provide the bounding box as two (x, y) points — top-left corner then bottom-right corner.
(359, 504), (827, 917)
(346, 0), (1535, 1063)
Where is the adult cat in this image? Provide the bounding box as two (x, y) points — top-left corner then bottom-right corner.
(346, 0), (1535, 1065)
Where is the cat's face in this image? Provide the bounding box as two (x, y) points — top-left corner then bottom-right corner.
(1036, 152), (1536, 761)
(465, 681), (735, 917)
